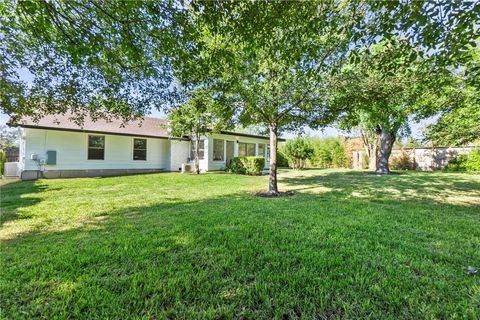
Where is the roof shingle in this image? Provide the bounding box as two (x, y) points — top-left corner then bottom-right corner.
(15, 113), (170, 139)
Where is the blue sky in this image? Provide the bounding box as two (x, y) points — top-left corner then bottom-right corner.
(1, 68), (432, 140)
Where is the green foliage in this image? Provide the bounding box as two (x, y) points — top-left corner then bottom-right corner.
(281, 138), (314, 169)
(309, 137), (348, 169)
(0, 149), (6, 176)
(167, 88), (230, 139)
(167, 88), (232, 174)
(447, 150), (480, 172)
(333, 40), (434, 138)
(0, 125), (19, 148)
(423, 83), (480, 146)
(228, 157), (265, 176)
(276, 149), (289, 168)
(360, 153), (370, 170)
(390, 152), (414, 170)
(227, 157), (246, 175)
(1, 1), (186, 122)
(466, 150), (480, 172)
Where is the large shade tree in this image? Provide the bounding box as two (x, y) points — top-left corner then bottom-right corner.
(1, 0), (478, 119)
(331, 40), (437, 173)
(175, 1), (371, 194)
(1, 0), (187, 122)
(423, 47), (480, 146)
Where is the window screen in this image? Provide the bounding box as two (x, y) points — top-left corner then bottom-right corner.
(88, 135), (105, 160)
(190, 140), (205, 160)
(133, 138), (147, 160)
(213, 139), (224, 161)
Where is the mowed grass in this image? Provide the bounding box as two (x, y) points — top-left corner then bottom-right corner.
(1, 169), (479, 319)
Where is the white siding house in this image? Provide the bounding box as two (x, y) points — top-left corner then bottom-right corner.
(11, 114), (282, 180)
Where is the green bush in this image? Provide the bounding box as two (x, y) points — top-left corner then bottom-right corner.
(465, 150), (480, 171)
(276, 149), (289, 168)
(309, 137), (348, 168)
(281, 137), (314, 169)
(0, 149), (6, 176)
(447, 149), (480, 172)
(390, 151), (413, 170)
(228, 156), (265, 175)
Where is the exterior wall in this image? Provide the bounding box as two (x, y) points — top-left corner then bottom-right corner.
(206, 133), (270, 171)
(18, 128), (26, 173)
(18, 128), (274, 178)
(22, 128), (171, 174)
(352, 146), (477, 171)
(170, 140), (190, 172)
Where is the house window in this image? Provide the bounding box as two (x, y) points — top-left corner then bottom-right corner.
(88, 135), (105, 160)
(258, 144), (265, 158)
(133, 138), (147, 160)
(238, 142), (255, 157)
(213, 139), (224, 161)
(190, 140), (205, 160)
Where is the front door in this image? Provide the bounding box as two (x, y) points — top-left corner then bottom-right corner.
(226, 141), (234, 166)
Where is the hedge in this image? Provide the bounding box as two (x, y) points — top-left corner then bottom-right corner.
(447, 149), (480, 172)
(228, 156), (265, 175)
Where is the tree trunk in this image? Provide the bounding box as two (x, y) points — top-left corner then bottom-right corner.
(368, 144), (377, 171)
(376, 127), (395, 174)
(360, 129), (377, 171)
(268, 125), (279, 194)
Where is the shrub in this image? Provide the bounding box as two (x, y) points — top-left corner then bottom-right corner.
(228, 157), (246, 174)
(448, 149), (480, 172)
(465, 150), (480, 172)
(390, 151), (413, 170)
(281, 137), (314, 169)
(0, 149), (6, 176)
(228, 156), (265, 175)
(309, 137), (348, 168)
(276, 149), (289, 168)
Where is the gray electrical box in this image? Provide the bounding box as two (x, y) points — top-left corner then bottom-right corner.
(46, 150), (57, 165)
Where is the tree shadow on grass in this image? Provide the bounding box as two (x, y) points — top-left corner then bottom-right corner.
(1, 174), (479, 319)
(279, 170), (480, 208)
(0, 180), (54, 227)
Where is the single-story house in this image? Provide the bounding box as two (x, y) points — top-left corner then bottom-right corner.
(9, 114), (284, 180)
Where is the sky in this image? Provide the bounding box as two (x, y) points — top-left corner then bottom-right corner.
(1, 68), (433, 140)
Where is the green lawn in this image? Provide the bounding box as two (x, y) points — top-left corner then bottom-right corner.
(1, 169), (479, 319)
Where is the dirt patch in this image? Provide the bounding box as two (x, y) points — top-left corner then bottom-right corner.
(253, 191), (294, 198)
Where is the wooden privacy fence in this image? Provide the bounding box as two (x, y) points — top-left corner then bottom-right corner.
(352, 146), (478, 171)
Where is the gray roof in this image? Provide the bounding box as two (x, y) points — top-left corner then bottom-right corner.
(13, 113), (283, 141)
(14, 113), (170, 139)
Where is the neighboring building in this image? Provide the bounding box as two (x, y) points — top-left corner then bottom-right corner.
(9, 114), (283, 180)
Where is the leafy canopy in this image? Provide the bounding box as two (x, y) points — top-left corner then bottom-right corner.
(333, 40), (437, 138)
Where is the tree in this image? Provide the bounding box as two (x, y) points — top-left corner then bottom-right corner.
(176, 1), (367, 194)
(331, 40), (434, 174)
(282, 137), (314, 170)
(423, 86), (480, 146)
(0, 125), (19, 148)
(2, 0), (478, 122)
(1, 0), (187, 122)
(167, 88), (231, 174)
(422, 48), (480, 146)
